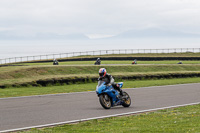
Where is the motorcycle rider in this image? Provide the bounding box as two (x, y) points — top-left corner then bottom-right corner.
(98, 68), (123, 96)
(94, 58), (101, 65)
(53, 58), (59, 65)
(96, 58), (101, 63)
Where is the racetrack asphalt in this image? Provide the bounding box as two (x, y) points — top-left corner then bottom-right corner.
(0, 83), (200, 132)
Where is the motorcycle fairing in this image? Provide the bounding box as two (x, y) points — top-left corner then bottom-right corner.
(96, 82), (121, 106)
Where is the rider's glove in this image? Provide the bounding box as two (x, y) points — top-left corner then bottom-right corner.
(106, 83), (111, 86)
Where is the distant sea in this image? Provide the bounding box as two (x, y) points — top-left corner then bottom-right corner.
(1, 38), (200, 59)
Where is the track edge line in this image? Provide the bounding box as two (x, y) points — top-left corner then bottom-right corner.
(1, 102), (200, 133)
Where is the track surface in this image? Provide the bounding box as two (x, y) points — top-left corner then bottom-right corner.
(0, 83), (200, 132)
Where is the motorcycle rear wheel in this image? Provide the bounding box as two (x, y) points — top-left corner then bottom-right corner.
(99, 94), (111, 109)
(122, 92), (131, 107)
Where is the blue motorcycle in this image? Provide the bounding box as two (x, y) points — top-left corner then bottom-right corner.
(96, 81), (131, 109)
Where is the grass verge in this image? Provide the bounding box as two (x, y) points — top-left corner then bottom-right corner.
(1, 77), (200, 98)
(17, 60), (200, 66)
(1, 64), (200, 87)
(20, 104), (200, 133)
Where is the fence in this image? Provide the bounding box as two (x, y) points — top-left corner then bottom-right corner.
(0, 48), (200, 65)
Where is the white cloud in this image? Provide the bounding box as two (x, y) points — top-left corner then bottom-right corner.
(0, 0), (200, 39)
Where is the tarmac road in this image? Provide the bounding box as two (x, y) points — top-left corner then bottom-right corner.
(0, 83), (200, 132)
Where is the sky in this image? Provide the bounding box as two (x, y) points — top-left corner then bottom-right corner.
(0, 0), (200, 39)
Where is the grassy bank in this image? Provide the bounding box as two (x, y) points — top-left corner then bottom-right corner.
(1, 64), (200, 87)
(1, 77), (200, 98)
(2, 64), (200, 79)
(17, 60), (200, 66)
(20, 104), (200, 133)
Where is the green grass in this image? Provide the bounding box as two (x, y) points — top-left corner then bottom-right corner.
(1, 77), (200, 98)
(139, 60), (200, 64)
(20, 103), (200, 133)
(17, 52), (200, 63)
(17, 60), (200, 66)
(1, 64), (200, 86)
(2, 64), (200, 78)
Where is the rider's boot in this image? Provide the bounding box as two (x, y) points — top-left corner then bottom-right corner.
(113, 83), (124, 97)
(116, 85), (123, 96)
(119, 89), (123, 96)
(116, 89), (124, 100)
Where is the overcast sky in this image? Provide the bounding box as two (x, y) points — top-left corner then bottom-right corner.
(0, 0), (200, 39)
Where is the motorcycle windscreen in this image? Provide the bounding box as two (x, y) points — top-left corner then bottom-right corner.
(96, 81), (106, 94)
(97, 80), (105, 87)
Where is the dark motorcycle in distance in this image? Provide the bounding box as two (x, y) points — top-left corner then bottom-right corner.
(132, 59), (137, 64)
(94, 60), (101, 65)
(53, 59), (59, 65)
(177, 61), (183, 64)
(96, 81), (131, 109)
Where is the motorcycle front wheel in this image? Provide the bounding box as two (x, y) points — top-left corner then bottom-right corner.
(122, 92), (131, 107)
(99, 94), (111, 109)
